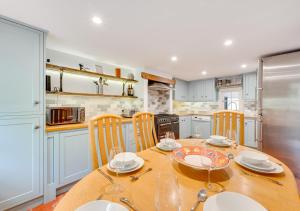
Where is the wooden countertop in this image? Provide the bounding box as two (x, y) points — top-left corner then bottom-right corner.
(46, 111), (256, 133)
(46, 118), (132, 132)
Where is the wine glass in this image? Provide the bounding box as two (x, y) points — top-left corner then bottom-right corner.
(155, 172), (181, 211)
(104, 147), (125, 198)
(165, 131), (175, 140)
(226, 129), (237, 149)
(206, 150), (223, 192)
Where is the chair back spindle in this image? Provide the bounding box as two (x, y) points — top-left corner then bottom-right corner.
(212, 111), (245, 145)
(132, 112), (158, 152)
(89, 114), (125, 170)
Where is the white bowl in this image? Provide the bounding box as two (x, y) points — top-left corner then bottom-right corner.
(76, 200), (128, 211)
(114, 152), (137, 168)
(240, 150), (269, 165)
(210, 135), (226, 143)
(160, 138), (176, 148)
(204, 191), (267, 211)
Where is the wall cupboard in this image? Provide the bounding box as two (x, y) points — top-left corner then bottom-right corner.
(175, 73), (257, 102)
(174, 78), (217, 102)
(243, 72), (257, 101)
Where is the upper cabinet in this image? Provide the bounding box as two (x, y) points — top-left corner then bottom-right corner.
(188, 79), (217, 102)
(174, 78), (217, 102)
(174, 78), (188, 101)
(0, 18), (44, 116)
(243, 72), (257, 101)
(204, 79), (217, 101)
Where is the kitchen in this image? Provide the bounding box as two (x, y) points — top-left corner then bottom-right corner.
(1, 1), (300, 211)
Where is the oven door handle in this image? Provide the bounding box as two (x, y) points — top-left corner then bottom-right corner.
(160, 123), (171, 126)
(172, 121), (179, 124)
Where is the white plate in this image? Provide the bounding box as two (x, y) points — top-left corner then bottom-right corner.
(210, 135), (227, 142)
(156, 142), (182, 151)
(203, 191), (267, 211)
(206, 139), (232, 147)
(235, 155), (283, 174)
(184, 155), (212, 168)
(75, 200), (128, 211)
(109, 159), (139, 171)
(107, 157), (144, 173)
(240, 150), (269, 165)
(240, 160), (275, 171)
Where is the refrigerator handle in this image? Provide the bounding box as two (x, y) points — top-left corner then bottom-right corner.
(256, 58), (263, 151)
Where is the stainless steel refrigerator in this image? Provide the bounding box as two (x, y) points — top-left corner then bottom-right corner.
(257, 51), (300, 187)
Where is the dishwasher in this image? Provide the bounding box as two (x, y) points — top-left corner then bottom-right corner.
(191, 115), (211, 139)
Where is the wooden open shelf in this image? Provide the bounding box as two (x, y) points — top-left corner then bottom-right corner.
(46, 91), (138, 98)
(46, 63), (138, 83)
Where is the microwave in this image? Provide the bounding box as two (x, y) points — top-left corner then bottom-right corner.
(46, 107), (85, 125)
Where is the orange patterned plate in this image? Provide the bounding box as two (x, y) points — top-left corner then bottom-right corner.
(173, 146), (230, 170)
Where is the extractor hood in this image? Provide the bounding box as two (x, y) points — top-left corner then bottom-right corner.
(148, 82), (172, 91)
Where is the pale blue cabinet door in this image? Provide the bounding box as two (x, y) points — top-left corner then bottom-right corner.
(44, 133), (59, 203)
(197, 80), (205, 101)
(179, 117), (187, 138)
(188, 81), (196, 101)
(192, 120), (211, 139)
(207, 79), (217, 101)
(190, 80), (203, 102)
(244, 119), (257, 148)
(124, 123), (136, 152)
(0, 18), (44, 116)
(179, 116), (192, 138)
(174, 79), (188, 101)
(186, 116), (192, 138)
(0, 116), (42, 210)
(58, 130), (91, 187)
(243, 72), (257, 100)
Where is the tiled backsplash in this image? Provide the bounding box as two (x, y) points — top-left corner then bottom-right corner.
(46, 95), (144, 120)
(148, 89), (170, 114)
(173, 100), (256, 114)
(173, 101), (219, 113)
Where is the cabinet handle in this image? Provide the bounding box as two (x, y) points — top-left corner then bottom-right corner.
(34, 101), (40, 105)
(34, 125), (40, 130)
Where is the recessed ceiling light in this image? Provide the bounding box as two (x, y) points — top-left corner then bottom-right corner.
(171, 56), (178, 62)
(201, 70), (207, 75)
(92, 16), (103, 24)
(224, 40), (233, 46)
(241, 64), (247, 68)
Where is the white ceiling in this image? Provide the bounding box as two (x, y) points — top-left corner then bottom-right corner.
(1, 0), (300, 80)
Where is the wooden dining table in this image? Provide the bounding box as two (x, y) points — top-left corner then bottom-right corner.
(54, 139), (300, 211)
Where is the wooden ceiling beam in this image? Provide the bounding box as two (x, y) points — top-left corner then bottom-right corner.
(141, 72), (176, 85)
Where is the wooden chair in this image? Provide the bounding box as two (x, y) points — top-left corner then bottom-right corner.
(88, 114), (125, 170)
(212, 111), (245, 145)
(132, 112), (158, 152)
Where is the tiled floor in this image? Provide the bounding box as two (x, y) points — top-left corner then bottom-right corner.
(29, 194), (65, 211)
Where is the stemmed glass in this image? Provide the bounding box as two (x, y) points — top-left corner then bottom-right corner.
(206, 150), (223, 192)
(155, 172), (181, 211)
(103, 147), (125, 200)
(226, 129), (237, 149)
(165, 131), (175, 140)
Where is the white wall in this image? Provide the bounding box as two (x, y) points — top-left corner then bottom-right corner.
(46, 49), (145, 98)
(46, 49), (174, 113)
